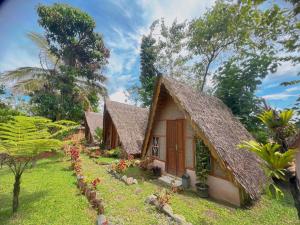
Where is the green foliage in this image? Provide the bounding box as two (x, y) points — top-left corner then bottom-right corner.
(239, 141), (296, 180)
(131, 19), (189, 106)
(0, 116), (62, 157)
(94, 127), (103, 144)
(259, 109), (297, 151)
(1, 4), (109, 121)
(137, 34), (160, 107)
(239, 140), (296, 199)
(106, 147), (122, 158)
(0, 116), (65, 212)
(214, 54), (275, 132)
(195, 139), (211, 184)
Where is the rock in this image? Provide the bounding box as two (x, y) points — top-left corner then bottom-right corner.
(133, 179), (138, 184)
(115, 173), (122, 179)
(145, 194), (157, 205)
(161, 204), (173, 217)
(126, 177), (134, 185)
(96, 214), (107, 225)
(121, 175), (127, 182)
(172, 214), (189, 225)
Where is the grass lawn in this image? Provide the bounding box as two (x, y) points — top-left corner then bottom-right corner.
(95, 156), (118, 164)
(81, 155), (299, 225)
(0, 156), (96, 225)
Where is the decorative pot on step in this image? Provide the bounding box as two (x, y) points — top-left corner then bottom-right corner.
(152, 166), (162, 177)
(196, 183), (209, 198)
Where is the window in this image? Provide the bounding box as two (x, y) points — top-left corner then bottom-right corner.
(152, 137), (159, 157)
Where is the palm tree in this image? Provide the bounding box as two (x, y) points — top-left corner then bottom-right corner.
(0, 32), (107, 110)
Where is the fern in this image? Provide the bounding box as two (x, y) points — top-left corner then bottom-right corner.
(0, 116), (63, 213)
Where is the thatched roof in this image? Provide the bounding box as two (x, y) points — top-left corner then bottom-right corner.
(84, 112), (103, 141)
(104, 100), (149, 155)
(142, 76), (266, 200)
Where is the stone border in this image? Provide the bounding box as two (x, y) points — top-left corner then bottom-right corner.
(108, 170), (138, 185)
(145, 195), (192, 225)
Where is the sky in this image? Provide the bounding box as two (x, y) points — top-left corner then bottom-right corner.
(0, 0), (299, 110)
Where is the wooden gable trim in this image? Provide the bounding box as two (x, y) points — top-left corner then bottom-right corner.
(141, 76), (163, 157)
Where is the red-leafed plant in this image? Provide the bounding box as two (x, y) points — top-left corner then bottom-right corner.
(90, 178), (101, 190)
(70, 146), (80, 162)
(74, 162), (82, 174)
(116, 159), (128, 173)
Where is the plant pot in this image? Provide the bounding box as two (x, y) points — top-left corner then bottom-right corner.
(196, 183), (209, 198)
(152, 166), (162, 177)
(90, 190), (97, 201)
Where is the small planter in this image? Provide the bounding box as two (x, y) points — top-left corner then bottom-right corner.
(89, 190), (97, 201)
(152, 166), (162, 177)
(196, 183), (209, 198)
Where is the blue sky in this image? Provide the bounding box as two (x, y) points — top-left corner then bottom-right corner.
(0, 0), (299, 109)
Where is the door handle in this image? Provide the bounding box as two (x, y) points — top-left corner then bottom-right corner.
(175, 144), (178, 151)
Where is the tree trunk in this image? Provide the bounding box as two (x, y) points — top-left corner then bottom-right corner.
(12, 173), (21, 213)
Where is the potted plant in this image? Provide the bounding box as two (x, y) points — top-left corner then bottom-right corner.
(195, 139), (211, 198)
(152, 166), (162, 177)
(89, 178), (101, 201)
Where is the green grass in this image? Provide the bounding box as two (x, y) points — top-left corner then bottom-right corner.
(81, 155), (299, 225)
(0, 156), (96, 225)
(95, 156), (117, 164)
(124, 166), (155, 180)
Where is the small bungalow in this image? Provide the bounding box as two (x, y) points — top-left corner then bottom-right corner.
(84, 111), (103, 144)
(103, 100), (149, 157)
(141, 76), (266, 206)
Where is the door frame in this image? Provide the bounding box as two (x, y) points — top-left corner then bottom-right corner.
(166, 119), (185, 176)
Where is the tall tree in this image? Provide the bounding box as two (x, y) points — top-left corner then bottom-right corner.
(1, 4), (109, 121)
(188, 0), (287, 91)
(154, 19), (191, 81)
(138, 31), (160, 107)
(214, 53), (276, 141)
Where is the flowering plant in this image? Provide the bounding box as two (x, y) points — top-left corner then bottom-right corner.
(74, 162), (82, 174)
(139, 156), (155, 170)
(70, 146), (80, 162)
(116, 159), (128, 173)
(155, 188), (172, 207)
(90, 177), (101, 190)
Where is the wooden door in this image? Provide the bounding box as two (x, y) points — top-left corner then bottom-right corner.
(166, 119), (185, 176)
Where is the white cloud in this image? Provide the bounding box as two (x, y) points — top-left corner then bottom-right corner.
(109, 88), (133, 104)
(286, 86), (300, 93)
(264, 61), (300, 83)
(138, 0), (215, 25)
(0, 49), (40, 73)
(107, 51), (125, 74)
(262, 93), (297, 100)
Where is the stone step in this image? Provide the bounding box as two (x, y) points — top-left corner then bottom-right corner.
(158, 174), (182, 187)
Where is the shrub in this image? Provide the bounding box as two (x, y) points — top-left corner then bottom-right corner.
(139, 156), (155, 170)
(155, 188), (172, 207)
(116, 159), (128, 173)
(106, 147), (122, 158)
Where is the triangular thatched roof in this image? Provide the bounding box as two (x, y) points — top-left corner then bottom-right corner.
(142, 76), (266, 200)
(104, 100), (149, 155)
(84, 111), (103, 141)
